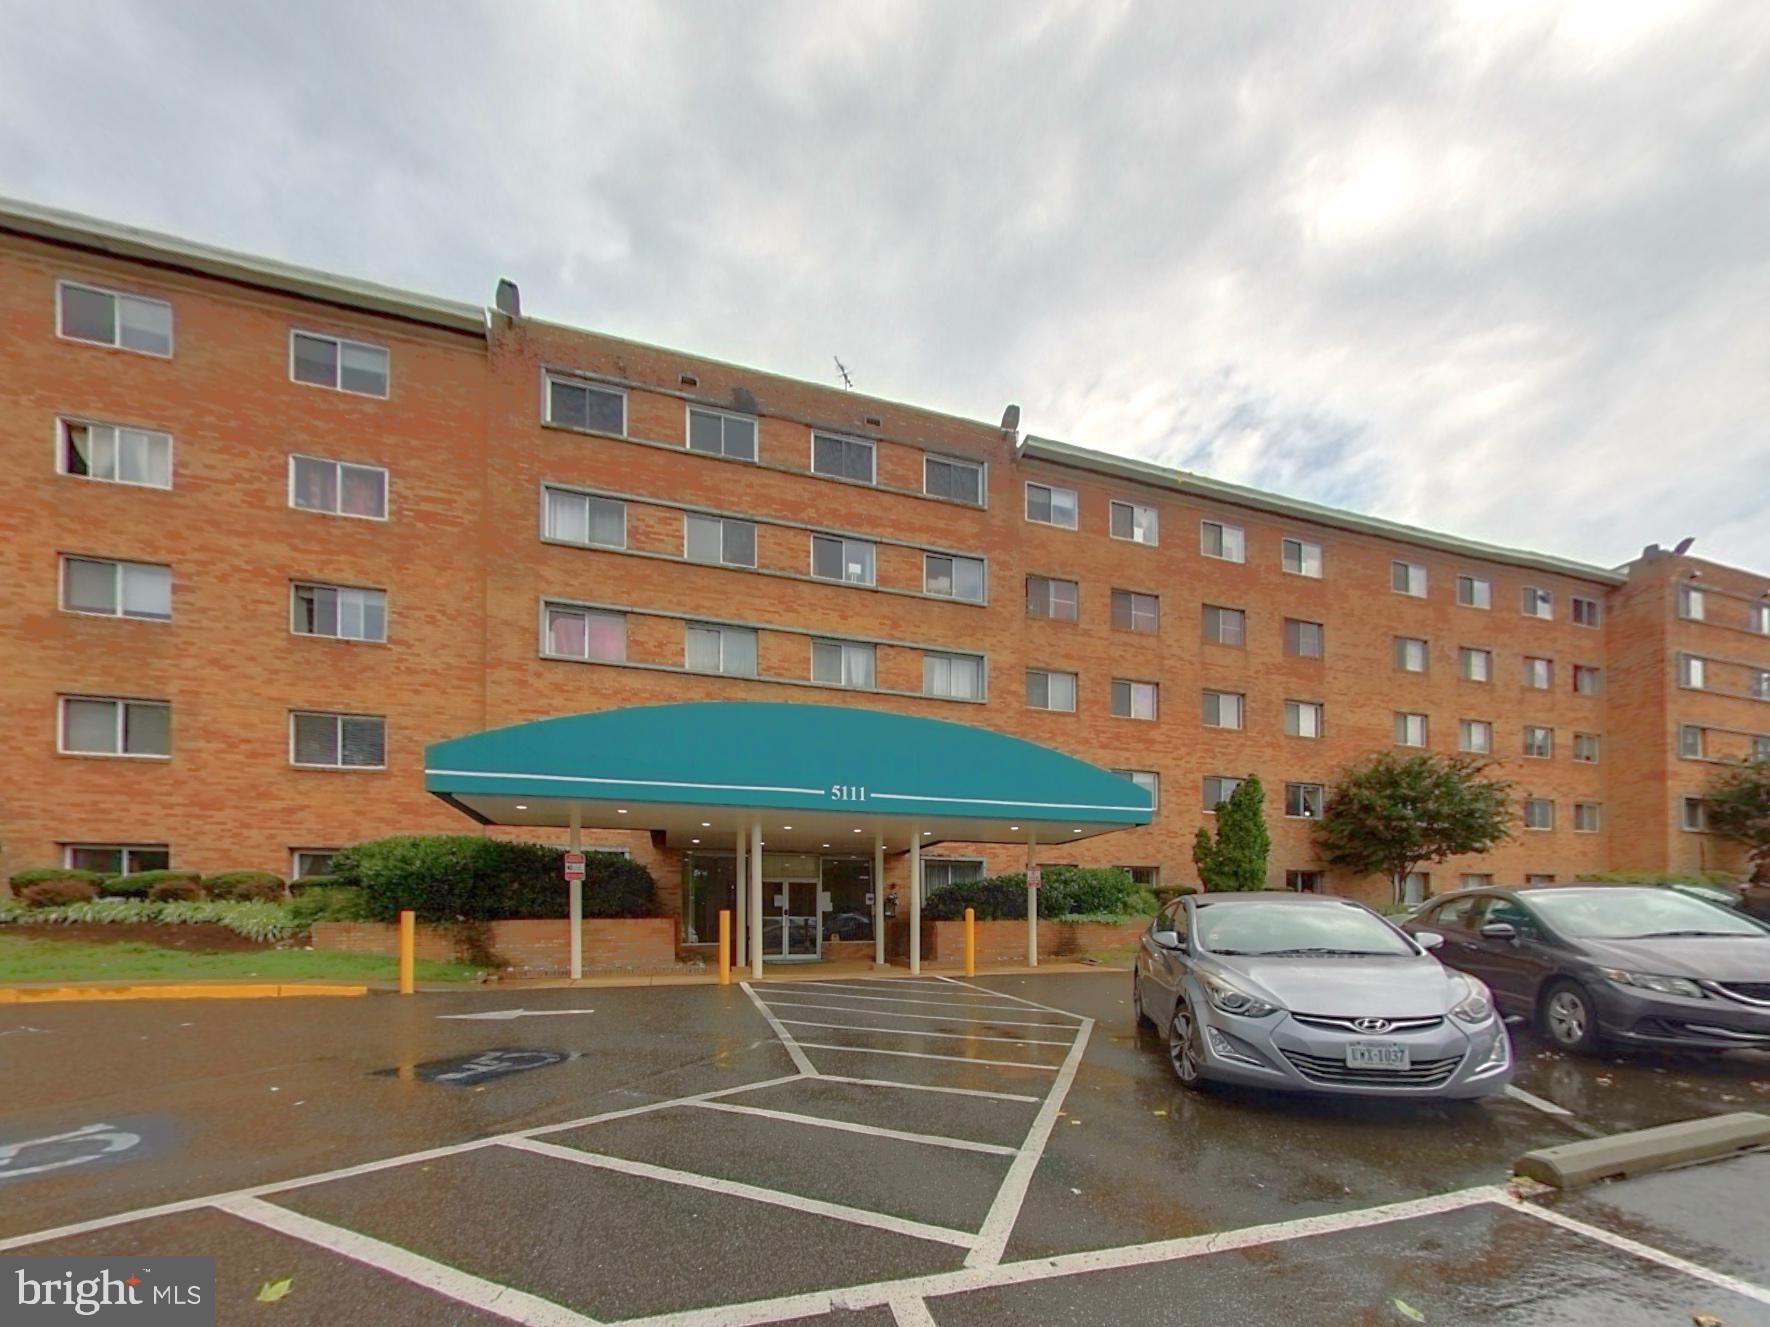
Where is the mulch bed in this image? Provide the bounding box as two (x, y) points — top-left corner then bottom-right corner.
(4, 922), (273, 952)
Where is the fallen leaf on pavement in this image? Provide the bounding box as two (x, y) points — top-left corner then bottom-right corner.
(256, 1277), (293, 1303)
(1391, 1297), (1426, 1322)
(1691, 1312), (1724, 1326)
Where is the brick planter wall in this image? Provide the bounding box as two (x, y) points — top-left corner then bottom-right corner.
(925, 917), (1145, 964)
(309, 918), (677, 973)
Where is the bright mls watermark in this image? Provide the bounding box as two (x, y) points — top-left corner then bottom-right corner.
(4, 1257), (213, 1325)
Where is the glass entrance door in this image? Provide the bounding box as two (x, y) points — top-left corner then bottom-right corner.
(760, 878), (821, 961)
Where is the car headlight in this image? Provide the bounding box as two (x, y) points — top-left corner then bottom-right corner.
(1600, 969), (1704, 999)
(1199, 972), (1282, 1018)
(1449, 979), (1494, 1025)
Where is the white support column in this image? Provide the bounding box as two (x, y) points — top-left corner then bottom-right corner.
(1026, 830), (1038, 969)
(750, 818), (765, 980)
(872, 833), (886, 969)
(908, 823), (922, 975)
(734, 827), (748, 970)
(568, 806), (583, 981)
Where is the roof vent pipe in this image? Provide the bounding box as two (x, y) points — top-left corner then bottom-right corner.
(494, 278), (521, 317)
(1001, 403), (1021, 440)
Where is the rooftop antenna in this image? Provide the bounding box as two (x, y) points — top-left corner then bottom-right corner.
(833, 355), (853, 390)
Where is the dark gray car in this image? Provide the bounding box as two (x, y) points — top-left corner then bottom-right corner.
(1402, 885), (1770, 1054)
(1133, 892), (1512, 1097)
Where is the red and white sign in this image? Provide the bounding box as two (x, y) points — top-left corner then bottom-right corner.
(564, 850), (586, 882)
(1026, 865), (1042, 890)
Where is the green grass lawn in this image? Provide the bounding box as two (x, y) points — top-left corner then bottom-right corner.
(0, 934), (486, 984)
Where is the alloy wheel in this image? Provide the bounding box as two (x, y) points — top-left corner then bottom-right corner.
(1168, 1004), (1202, 1086)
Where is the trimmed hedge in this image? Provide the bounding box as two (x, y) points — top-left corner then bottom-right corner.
(923, 867), (1155, 921)
(99, 875), (153, 899)
(112, 869), (204, 899)
(332, 835), (660, 924)
(287, 873), (345, 895)
(288, 885), (366, 925)
(9, 867), (104, 891)
(147, 879), (204, 902)
(18, 879), (101, 907)
(205, 871), (287, 902)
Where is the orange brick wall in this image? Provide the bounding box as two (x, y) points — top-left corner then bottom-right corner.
(309, 918), (678, 973)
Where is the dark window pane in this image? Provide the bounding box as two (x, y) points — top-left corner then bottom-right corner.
(688, 409), (724, 453)
(339, 465), (385, 517)
(292, 457), (338, 511)
(129, 848), (171, 872)
(550, 380), (590, 428)
(60, 285), (114, 343)
(723, 416), (756, 460)
(64, 558), (117, 613)
(124, 702), (170, 756)
(117, 297), (171, 354)
(339, 342), (388, 394)
(68, 847), (124, 873)
(292, 333), (337, 386)
(723, 520), (756, 566)
(293, 714), (338, 765)
(340, 716), (386, 767)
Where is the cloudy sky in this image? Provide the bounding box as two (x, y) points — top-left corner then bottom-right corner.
(4, 1), (1767, 569)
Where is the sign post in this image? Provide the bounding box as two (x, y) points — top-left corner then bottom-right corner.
(1025, 836), (1039, 969)
(567, 805), (584, 981)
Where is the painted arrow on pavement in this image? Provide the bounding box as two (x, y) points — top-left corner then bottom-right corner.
(436, 1008), (596, 1021)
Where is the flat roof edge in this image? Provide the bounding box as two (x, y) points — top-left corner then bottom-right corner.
(0, 194), (487, 337)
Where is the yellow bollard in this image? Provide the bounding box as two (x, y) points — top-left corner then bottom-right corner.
(398, 909), (415, 995)
(964, 906), (976, 978)
(718, 909), (732, 986)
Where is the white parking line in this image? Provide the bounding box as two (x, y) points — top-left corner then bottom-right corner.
(740, 983), (818, 1076)
(1503, 1085), (1574, 1118)
(813, 1074), (1041, 1104)
(766, 981), (1036, 1005)
(887, 1296), (940, 1327)
(796, 1043), (1062, 1072)
(759, 999), (1078, 1030)
(935, 976), (1091, 1021)
(687, 1100), (1018, 1156)
(500, 1137), (980, 1250)
(775, 1018), (1074, 1047)
(222, 1197), (602, 1327)
(758, 987), (1049, 1014)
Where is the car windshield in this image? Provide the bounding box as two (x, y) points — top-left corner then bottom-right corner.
(1525, 889), (1770, 940)
(1194, 902), (1417, 957)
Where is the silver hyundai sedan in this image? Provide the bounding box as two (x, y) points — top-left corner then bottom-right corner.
(1134, 891), (1512, 1098)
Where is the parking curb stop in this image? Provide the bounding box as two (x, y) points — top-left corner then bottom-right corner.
(1514, 1111), (1770, 1188)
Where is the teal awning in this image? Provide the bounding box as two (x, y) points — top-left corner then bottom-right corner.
(424, 701), (1152, 849)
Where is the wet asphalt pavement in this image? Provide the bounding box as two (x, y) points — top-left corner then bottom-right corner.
(1, 970), (1767, 1325)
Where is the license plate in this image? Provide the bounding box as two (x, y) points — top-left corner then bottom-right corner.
(1346, 1041), (1409, 1070)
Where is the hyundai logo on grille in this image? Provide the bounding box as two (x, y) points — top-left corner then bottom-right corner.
(1352, 1017), (1393, 1034)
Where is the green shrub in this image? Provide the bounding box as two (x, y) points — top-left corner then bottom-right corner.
(9, 867), (104, 890)
(924, 866), (1148, 921)
(119, 869), (205, 898)
(18, 878), (100, 907)
(288, 885), (366, 925)
(147, 879), (204, 902)
(333, 835), (660, 924)
(98, 875), (152, 899)
(287, 873), (345, 894)
(205, 871), (287, 902)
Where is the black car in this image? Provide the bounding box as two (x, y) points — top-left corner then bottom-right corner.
(1402, 885), (1770, 1054)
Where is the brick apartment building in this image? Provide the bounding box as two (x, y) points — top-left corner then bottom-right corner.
(2, 196), (1766, 946)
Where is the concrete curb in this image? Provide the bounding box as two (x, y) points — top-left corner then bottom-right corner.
(0, 982), (368, 1004)
(1515, 1111), (1770, 1188)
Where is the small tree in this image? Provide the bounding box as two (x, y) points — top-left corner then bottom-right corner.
(1315, 752), (1515, 903)
(1706, 758), (1770, 883)
(1192, 775), (1271, 890)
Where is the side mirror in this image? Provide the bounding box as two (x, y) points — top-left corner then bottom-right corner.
(1412, 930), (1445, 951)
(1150, 928), (1183, 950)
(1479, 921), (1518, 942)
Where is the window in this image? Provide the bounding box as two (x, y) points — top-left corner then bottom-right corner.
(289, 454), (387, 519)
(1679, 724), (1706, 759)
(1285, 870), (1324, 893)
(1202, 690), (1244, 729)
(65, 844), (169, 875)
(684, 513), (757, 567)
(544, 604), (627, 662)
(1524, 874), (1557, 886)
(1202, 604), (1246, 646)
(1523, 798), (1554, 830)
(542, 488), (626, 548)
(1460, 720), (1493, 754)
(687, 407), (757, 461)
(1111, 769), (1160, 807)
(1024, 481), (1078, 528)
(1756, 670), (1770, 701)
(292, 583), (387, 642)
(925, 554), (985, 602)
(1754, 600), (1770, 635)
(1573, 732), (1601, 763)
(1281, 538), (1323, 578)
(57, 280), (171, 355)
(59, 419), (172, 488)
(1392, 561), (1428, 597)
(1120, 865), (1161, 887)
(686, 624), (758, 677)
(1111, 590), (1159, 632)
(1523, 725), (1554, 758)
(1678, 584), (1705, 621)
(811, 639), (875, 689)
(1460, 873), (1495, 890)
(1522, 586), (1553, 619)
(922, 858), (986, 894)
(1110, 500), (1158, 544)
(1402, 871), (1431, 905)
(1682, 797), (1708, 832)
(60, 696), (169, 757)
(1203, 776), (1243, 810)
(924, 651), (984, 700)
(546, 375), (626, 433)
(1394, 637), (1428, 672)
(1755, 735), (1770, 763)
(1026, 575), (1078, 621)
(1284, 783), (1324, 819)
(1572, 596), (1601, 627)
(811, 534), (876, 585)
(291, 850), (339, 879)
(291, 711), (385, 769)
(811, 432), (875, 483)
(61, 556), (171, 620)
(1680, 654), (1706, 689)
(1574, 803), (1601, 833)
(1285, 700), (1323, 739)
(1523, 657), (1552, 689)
(1395, 712), (1428, 747)
(1573, 665), (1602, 695)
(1026, 669), (1077, 712)
(291, 331), (389, 396)
(1112, 679), (1158, 720)
(1459, 647), (1492, 683)
(1200, 520), (1245, 562)
(1456, 575), (1491, 609)
(924, 455), (983, 503)
(1284, 618), (1324, 658)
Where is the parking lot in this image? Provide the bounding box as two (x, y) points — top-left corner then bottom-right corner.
(3, 970), (1768, 1325)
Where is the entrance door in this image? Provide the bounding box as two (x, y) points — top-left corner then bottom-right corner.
(761, 878), (821, 961)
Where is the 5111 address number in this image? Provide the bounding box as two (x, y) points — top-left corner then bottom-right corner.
(829, 784), (867, 801)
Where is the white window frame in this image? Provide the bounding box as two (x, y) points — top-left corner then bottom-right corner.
(1459, 719), (1493, 754)
(685, 404), (759, 462)
(923, 453), (984, 504)
(63, 844), (170, 874)
(1026, 668), (1078, 713)
(924, 552), (986, 603)
(1459, 647), (1492, 683)
(287, 453), (389, 521)
(1200, 520), (1245, 563)
(1680, 653), (1706, 689)
(685, 623), (759, 677)
(810, 533), (877, 586)
(542, 603), (628, 664)
(1026, 575), (1079, 622)
(1395, 712), (1429, 747)
(1678, 584), (1705, 621)
(1523, 725), (1554, 759)
(1573, 803), (1601, 833)
(1392, 561), (1428, 597)
(59, 555), (173, 621)
(1522, 585), (1554, 619)
(1202, 604), (1247, 647)
(1109, 500), (1158, 545)
(1202, 690), (1244, 730)
(923, 651), (986, 701)
(1523, 798), (1555, 831)
(1024, 481), (1078, 529)
(1754, 600), (1770, 635)
(56, 416), (174, 489)
(1285, 617), (1324, 658)
(1456, 574), (1492, 609)
(1572, 595), (1601, 627)
(1524, 657), (1553, 689)
(683, 512), (755, 567)
(58, 694), (171, 759)
(1281, 537), (1323, 578)
(1112, 589), (1159, 633)
(1202, 776), (1243, 812)
(290, 581), (389, 643)
(291, 849), (342, 879)
(810, 430), (876, 485)
(1394, 636), (1429, 673)
(55, 279), (173, 357)
(1679, 724), (1706, 759)
(1111, 769), (1160, 807)
(1283, 782), (1325, 820)
(1285, 700), (1324, 739)
(810, 638), (876, 689)
(288, 328), (391, 398)
(1681, 797), (1709, 832)
(544, 373), (628, 435)
(1573, 665), (1602, 695)
(288, 710), (387, 770)
(1112, 679), (1159, 721)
